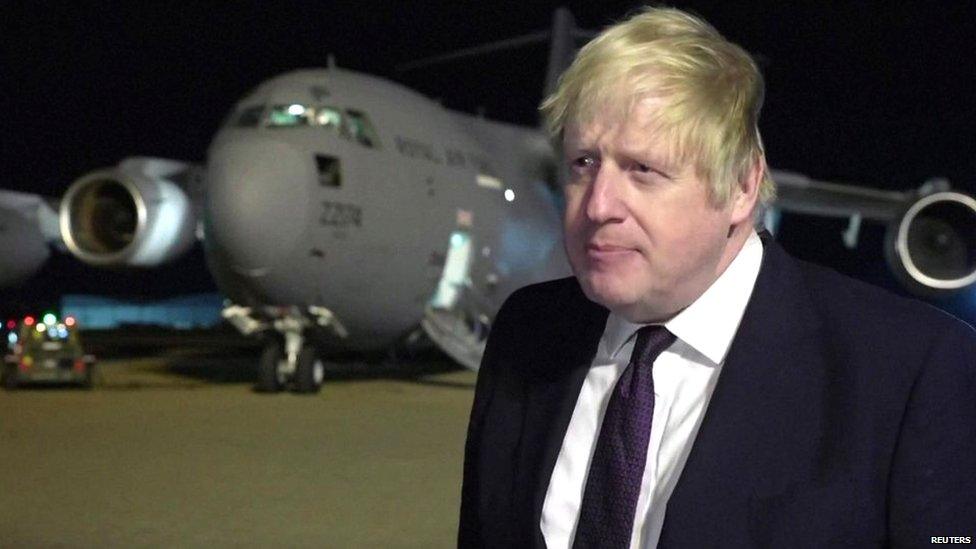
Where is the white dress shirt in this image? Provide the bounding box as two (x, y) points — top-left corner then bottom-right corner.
(541, 230), (764, 549)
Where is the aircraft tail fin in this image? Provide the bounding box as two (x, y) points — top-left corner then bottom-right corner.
(543, 8), (580, 104)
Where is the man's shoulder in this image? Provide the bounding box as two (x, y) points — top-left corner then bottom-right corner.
(504, 277), (588, 311)
(782, 250), (976, 344)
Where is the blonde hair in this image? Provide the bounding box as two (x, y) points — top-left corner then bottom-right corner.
(540, 7), (775, 205)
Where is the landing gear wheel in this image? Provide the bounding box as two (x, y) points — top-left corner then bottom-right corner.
(256, 341), (284, 393)
(294, 344), (324, 394)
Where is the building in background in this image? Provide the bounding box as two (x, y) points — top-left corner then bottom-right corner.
(60, 294), (224, 330)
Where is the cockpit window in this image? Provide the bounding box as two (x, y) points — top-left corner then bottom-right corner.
(266, 105), (349, 137)
(315, 107), (345, 134)
(234, 105), (265, 128)
(269, 104), (312, 127)
(258, 104), (381, 149)
(345, 109), (381, 148)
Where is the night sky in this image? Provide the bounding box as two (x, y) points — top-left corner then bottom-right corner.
(2, 1), (976, 321)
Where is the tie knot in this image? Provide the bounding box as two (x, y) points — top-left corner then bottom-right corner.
(631, 325), (676, 366)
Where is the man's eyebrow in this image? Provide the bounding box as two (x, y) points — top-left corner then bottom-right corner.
(616, 139), (667, 162)
(562, 139), (596, 153)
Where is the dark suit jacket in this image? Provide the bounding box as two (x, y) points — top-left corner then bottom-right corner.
(459, 234), (976, 548)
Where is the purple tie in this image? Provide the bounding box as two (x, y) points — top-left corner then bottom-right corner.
(573, 325), (676, 549)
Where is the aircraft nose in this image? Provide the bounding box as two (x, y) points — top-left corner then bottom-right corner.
(205, 140), (313, 275)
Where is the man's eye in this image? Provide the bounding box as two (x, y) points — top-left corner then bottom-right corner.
(571, 155), (596, 171)
(631, 162), (671, 180)
(631, 161), (660, 174)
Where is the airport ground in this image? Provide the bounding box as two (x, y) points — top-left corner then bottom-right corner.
(0, 330), (476, 548)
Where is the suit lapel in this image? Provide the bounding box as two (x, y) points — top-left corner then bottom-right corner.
(517, 279), (608, 548)
(659, 235), (828, 545)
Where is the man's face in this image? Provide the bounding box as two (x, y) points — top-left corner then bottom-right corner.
(562, 98), (745, 322)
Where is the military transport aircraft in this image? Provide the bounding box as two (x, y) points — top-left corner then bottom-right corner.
(3, 9), (975, 393)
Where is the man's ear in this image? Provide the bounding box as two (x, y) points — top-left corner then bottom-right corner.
(729, 155), (764, 225)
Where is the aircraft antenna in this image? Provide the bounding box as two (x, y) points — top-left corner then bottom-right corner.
(395, 31), (549, 74)
(394, 7), (595, 75)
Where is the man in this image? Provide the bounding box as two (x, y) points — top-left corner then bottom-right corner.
(459, 6), (976, 549)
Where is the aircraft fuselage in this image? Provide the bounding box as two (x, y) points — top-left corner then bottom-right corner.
(204, 68), (569, 350)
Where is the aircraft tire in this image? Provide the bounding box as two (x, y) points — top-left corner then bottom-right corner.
(294, 344), (323, 395)
(256, 341), (283, 393)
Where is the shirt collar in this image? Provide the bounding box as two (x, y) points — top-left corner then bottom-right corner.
(602, 229), (764, 366)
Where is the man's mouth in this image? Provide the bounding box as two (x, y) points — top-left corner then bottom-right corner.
(586, 242), (638, 260)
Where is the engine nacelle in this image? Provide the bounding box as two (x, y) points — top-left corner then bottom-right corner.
(60, 158), (198, 267)
(885, 191), (976, 296)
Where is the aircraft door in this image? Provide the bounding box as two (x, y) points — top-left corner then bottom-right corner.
(429, 230), (472, 310)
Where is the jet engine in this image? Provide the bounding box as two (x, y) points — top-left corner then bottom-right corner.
(884, 191), (976, 296)
(59, 158), (200, 267)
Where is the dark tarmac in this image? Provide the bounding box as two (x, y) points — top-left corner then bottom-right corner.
(0, 333), (476, 548)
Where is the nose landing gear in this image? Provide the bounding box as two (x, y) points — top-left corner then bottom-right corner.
(294, 343), (325, 394)
(225, 304), (344, 394)
(256, 336), (325, 394)
(256, 340), (284, 393)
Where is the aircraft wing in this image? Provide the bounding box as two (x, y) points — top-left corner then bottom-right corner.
(770, 170), (910, 221)
(767, 169), (976, 295)
(0, 157), (204, 289)
(0, 190), (61, 287)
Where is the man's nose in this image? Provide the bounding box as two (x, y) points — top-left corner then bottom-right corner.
(584, 166), (625, 223)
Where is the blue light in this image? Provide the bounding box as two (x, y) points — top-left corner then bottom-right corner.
(450, 232), (467, 248)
